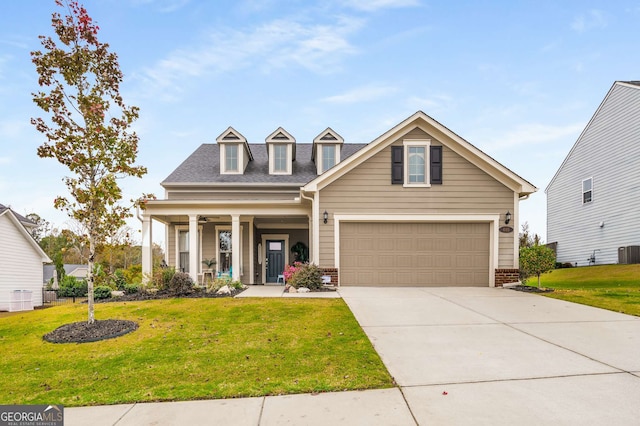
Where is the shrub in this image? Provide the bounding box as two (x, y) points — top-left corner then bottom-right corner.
(122, 264), (143, 286)
(286, 263), (323, 290)
(151, 266), (175, 291)
(169, 272), (194, 295)
(112, 269), (127, 290)
(58, 276), (88, 298)
(94, 285), (112, 300)
(123, 283), (139, 295)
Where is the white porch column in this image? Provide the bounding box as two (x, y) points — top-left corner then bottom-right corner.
(189, 214), (198, 282)
(248, 216), (254, 284)
(232, 215), (241, 282)
(141, 214), (153, 286)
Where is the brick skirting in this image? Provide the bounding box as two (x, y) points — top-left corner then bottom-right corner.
(495, 268), (520, 287)
(321, 268), (339, 285)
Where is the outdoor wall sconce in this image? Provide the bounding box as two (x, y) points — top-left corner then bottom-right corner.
(505, 211), (511, 224)
(323, 210), (328, 224)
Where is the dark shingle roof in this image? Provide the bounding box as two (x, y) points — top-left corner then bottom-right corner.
(0, 203), (35, 225)
(162, 143), (367, 185)
(624, 81), (640, 87)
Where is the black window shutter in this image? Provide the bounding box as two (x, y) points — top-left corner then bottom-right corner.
(430, 146), (443, 184)
(391, 146), (403, 184)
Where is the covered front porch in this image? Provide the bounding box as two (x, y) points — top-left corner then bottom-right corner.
(140, 200), (315, 285)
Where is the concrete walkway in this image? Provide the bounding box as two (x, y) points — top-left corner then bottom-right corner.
(65, 287), (640, 425)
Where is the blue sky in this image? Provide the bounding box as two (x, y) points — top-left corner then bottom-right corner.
(1, 0), (639, 247)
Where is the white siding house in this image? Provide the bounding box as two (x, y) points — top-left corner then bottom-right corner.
(0, 208), (51, 311)
(546, 81), (640, 265)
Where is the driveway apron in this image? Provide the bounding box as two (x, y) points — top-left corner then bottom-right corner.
(339, 286), (640, 425)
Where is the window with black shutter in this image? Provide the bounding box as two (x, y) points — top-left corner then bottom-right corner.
(391, 146), (403, 184)
(430, 146), (443, 184)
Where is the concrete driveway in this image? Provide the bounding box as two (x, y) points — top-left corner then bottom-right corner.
(339, 286), (640, 425)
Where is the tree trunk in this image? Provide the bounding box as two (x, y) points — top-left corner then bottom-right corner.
(537, 273), (541, 288)
(87, 236), (95, 324)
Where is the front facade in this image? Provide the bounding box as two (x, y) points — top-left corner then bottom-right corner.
(0, 205), (51, 311)
(142, 112), (536, 287)
(547, 81), (640, 266)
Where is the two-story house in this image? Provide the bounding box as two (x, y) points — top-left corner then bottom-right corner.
(546, 81), (640, 266)
(141, 111), (536, 287)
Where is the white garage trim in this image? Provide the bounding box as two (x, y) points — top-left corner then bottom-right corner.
(333, 214), (500, 287)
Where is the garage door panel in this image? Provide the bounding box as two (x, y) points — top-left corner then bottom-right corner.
(341, 222), (489, 287)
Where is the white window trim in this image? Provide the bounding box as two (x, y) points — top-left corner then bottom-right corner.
(215, 225), (244, 276)
(317, 144), (339, 174)
(221, 144), (243, 175)
(269, 144), (292, 175)
(174, 225), (203, 273)
(582, 177), (593, 205)
(403, 139), (431, 188)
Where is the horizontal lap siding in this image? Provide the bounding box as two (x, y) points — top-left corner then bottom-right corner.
(319, 128), (514, 268)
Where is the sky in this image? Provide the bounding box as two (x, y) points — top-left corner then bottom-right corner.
(1, 0), (639, 249)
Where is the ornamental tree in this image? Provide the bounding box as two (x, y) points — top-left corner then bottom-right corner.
(31, 0), (152, 323)
(519, 244), (556, 288)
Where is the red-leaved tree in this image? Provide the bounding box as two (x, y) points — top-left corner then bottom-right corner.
(31, 0), (152, 323)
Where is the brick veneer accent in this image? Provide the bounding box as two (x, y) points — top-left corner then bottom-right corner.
(321, 268), (339, 285)
(495, 268), (519, 287)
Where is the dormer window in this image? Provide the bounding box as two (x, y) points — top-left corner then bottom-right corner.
(266, 127), (295, 175)
(216, 127), (253, 175)
(225, 144), (238, 172)
(313, 127), (344, 175)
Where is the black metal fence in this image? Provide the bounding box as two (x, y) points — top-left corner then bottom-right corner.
(41, 289), (87, 308)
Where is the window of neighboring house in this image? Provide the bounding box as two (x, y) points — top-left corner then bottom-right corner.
(582, 178), (593, 204)
(178, 230), (189, 273)
(225, 144), (238, 172)
(273, 145), (287, 173)
(321, 145), (336, 173)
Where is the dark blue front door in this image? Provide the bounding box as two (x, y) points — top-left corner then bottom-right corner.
(266, 240), (285, 283)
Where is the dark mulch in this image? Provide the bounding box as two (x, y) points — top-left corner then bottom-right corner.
(43, 319), (139, 344)
(96, 287), (247, 303)
(509, 285), (554, 293)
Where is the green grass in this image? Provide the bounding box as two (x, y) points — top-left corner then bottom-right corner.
(0, 298), (393, 407)
(535, 264), (640, 316)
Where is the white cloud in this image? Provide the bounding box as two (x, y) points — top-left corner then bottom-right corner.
(321, 85), (398, 104)
(0, 156), (11, 164)
(343, 0), (420, 12)
(134, 16), (363, 100)
(481, 122), (584, 151)
(407, 93), (455, 113)
(571, 9), (607, 33)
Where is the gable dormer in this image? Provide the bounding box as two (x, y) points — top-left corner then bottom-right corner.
(312, 127), (344, 174)
(216, 127), (253, 174)
(266, 127), (295, 175)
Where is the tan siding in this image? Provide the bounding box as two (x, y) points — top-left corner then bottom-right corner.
(319, 130), (514, 268)
(167, 224), (176, 268)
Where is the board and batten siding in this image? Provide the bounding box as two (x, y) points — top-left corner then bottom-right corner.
(318, 127), (515, 268)
(0, 213), (45, 309)
(547, 83), (640, 266)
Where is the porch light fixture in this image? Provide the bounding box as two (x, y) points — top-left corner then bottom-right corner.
(323, 210), (328, 224)
(505, 211), (511, 225)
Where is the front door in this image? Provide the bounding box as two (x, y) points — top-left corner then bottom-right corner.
(266, 240), (285, 283)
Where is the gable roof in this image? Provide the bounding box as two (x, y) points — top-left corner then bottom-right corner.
(162, 143), (367, 186)
(0, 208), (51, 263)
(303, 111), (537, 196)
(545, 81), (640, 193)
(0, 203), (36, 228)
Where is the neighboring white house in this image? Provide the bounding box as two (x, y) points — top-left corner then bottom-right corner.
(0, 204), (51, 311)
(43, 264), (89, 287)
(546, 81), (640, 265)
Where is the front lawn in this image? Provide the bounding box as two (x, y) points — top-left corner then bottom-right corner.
(0, 298), (393, 407)
(536, 264), (640, 316)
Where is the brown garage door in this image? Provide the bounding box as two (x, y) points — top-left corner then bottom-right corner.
(340, 222), (490, 287)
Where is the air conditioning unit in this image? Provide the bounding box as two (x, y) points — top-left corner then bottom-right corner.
(618, 246), (640, 264)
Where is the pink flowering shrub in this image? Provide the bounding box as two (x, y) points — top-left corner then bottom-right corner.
(285, 262), (323, 290)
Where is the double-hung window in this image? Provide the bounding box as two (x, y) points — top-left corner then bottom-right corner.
(321, 145), (336, 172)
(403, 140), (430, 187)
(225, 144), (238, 173)
(273, 145), (287, 173)
(582, 178), (593, 204)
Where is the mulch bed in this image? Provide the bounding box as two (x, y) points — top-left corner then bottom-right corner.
(509, 285), (554, 293)
(96, 287), (247, 303)
(43, 319), (139, 344)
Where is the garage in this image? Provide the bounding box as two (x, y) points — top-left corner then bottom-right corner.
(339, 222), (490, 287)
